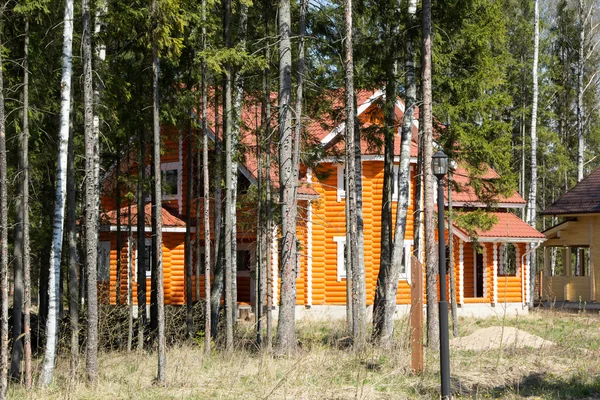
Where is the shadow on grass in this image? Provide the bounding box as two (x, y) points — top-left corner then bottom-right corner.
(454, 372), (600, 399)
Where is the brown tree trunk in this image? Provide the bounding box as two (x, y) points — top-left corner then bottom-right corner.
(275, 0), (298, 353)
(422, 0), (439, 348)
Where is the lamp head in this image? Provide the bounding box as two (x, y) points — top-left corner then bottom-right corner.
(432, 150), (448, 178)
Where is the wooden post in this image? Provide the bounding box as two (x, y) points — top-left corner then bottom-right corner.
(410, 255), (423, 374)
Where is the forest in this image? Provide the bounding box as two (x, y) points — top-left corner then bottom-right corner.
(0, 0), (597, 397)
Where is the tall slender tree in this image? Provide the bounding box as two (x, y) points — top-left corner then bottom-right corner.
(83, 0), (99, 382)
(276, 0), (298, 353)
(151, 0), (166, 382)
(527, 0), (539, 307)
(40, 0), (74, 385)
(422, 0), (439, 348)
(0, 7), (7, 397)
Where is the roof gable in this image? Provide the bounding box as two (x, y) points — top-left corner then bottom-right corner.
(542, 166), (600, 215)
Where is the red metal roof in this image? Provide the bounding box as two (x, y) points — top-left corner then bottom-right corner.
(446, 163), (526, 206)
(453, 212), (545, 240)
(100, 203), (186, 227)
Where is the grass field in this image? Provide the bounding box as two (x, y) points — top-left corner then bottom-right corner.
(9, 308), (600, 399)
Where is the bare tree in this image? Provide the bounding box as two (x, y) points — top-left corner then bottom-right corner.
(343, 0), (366, 347)
(40, 0), (74, 385)
(275, 0), (298, 353)
(151, 0), (166, 382)
(422, 0), (439, 348)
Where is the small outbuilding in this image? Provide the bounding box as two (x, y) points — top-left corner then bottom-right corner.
(541, 167), (600, 303)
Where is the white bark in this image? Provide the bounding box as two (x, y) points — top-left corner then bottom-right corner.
(527, 0), (539, 308)
(41, 0), (73, 386)
(577, 0), (585, 182)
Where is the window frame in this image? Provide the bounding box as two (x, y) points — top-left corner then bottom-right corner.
(499, 243), (518, 277)
(160, 161), (182, 201)
(334, 236), (346, 281)
(97, 241), (111, 282)
(134, 237), (153, 281)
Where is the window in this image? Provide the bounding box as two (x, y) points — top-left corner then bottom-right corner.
(499, 243), (517, 276)
(337, 165), (346, 202)
(97, 241), (111, 282)
(135, 238), (153, 280)
(160, 162), (181, 200)
(399, 240), (413, 280)
(237, 250), (251, 272)
(334, 236), (346, 281)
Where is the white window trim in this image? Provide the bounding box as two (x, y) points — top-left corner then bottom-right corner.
(399, 240), (414, 282)
(334, 236), (346, 281)
(337, 165), (345, 202)
(98, 241), (111, 282)
(134, 237), (153, 281)
(161, 161), (182, 202)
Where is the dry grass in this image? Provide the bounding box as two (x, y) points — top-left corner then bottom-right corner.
(9, 309), (600, 399)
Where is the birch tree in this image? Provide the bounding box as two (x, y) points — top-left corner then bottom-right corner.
(527, 0), (539, 307)
(0, 7), (7, 397)
(40, 0), (74, 385)
(83, 0), (99, 382)
(373, 0), (417, 344)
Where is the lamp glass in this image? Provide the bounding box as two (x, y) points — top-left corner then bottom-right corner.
(432, 150), (448, 177)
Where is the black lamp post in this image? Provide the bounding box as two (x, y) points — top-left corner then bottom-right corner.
(432, 149), (451, 399)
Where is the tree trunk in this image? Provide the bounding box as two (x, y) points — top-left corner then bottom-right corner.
(210, 92), (223, 340)
(40, 0), (73, 386)
(223, 0), (234, 352)
(527, 0), (539, 308)
(137, 131), (147, 351)
(422, 0), (439, 348)
(448, 171), (459, 337)
(373, 0), (417, 344)
(577, 0), (585, 182)
(201, 24), (211, 351)
(275, 0), (298, 353)
(152, 0), (166, 381)
(151, 149), (158, 334)
(127, 196), (134, 352)
(343, 0), (366, 348)
(66, 100), (78, 373)
(22, 17), (33, 389)
(0, 13), (7, 397)
(83, 0), (99, 382)
(185, 125), (193, 337)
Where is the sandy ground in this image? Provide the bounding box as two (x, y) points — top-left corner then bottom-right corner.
(450, 326), (555, 351)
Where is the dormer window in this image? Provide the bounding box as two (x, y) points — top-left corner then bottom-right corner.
(161, 162), (182, 200)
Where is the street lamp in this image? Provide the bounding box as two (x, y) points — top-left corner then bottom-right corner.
(432, 149), (451, 399)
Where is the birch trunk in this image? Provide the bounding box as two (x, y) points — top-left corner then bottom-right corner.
(527, 0), (539, 308)
(373, 0), (417, 344)
(152, 0), (166, 380)
(223, 0), (234, 352)
(577, 0), (585, 182)
(127, 196), (134, 352)
(40, 0), (73, 385)
(422, 0), (439, 348)
(0, 36), (6, 400)
(210, 92), (223, 339)
(275, 0), (298, 353)
(0, 13), (7, 397)
(83, 0), (99, 381)
(202, 44), (211, 353)
(22, 17), (32, 389)
(66, 104), (78, 373)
